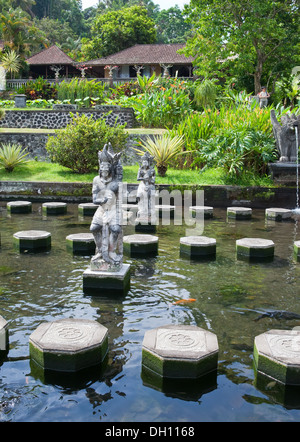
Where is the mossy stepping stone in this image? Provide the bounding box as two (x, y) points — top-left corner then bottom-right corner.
(78, 203), (98, 216)
(66, 233), (95, 255)
(42, 202), (67, 215)
(254, 329), (300, 385)
(189, 206), (213, 219)
(236, 237), (274, 259)
(294, 241), (300, 261)
(142, 324), (219, 379)
(180, 236), (216, 259)
(155, 205), (176, 219)
(123, 234), (158, 256)
(227, 206), (252, 220)
(29, 318), (108, 372)
(13, 230), (51, 252)
(7, 201), (32, 214)
(265, 208), (292, 221)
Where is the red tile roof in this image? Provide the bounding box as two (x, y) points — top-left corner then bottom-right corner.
(26, 45), (74, 65)
(86, 44), (193, 66)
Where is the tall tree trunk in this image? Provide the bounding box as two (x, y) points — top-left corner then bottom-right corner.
(254, 53), (263, 95)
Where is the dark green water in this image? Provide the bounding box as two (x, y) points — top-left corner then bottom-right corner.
(1, 201), (300, 422)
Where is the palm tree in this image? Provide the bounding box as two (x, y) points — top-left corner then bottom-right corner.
(0, 49), (21, 78)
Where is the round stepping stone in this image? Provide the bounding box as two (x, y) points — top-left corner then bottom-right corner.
(7, 200), (32, 214)
(13, 230), (51, 252)
(29, 318), (108, 372)
(236, 237), (274, 259)
(66, 233), (95, 255)
(42, 202), (67, 215)
(294, 241), (300, 262)
(254, 329), (300, 385)
(123, 234), (158, 256)
(265, 208), (292, 221)
(0, 316), (9, 354)
(189, 206), (213, 219)
(78, 203), (98, 216)
(227, 206), (252, 220)
(142, 324), (219, 379)
(155, 205), (176, 219)
(180, 236), (216, 258)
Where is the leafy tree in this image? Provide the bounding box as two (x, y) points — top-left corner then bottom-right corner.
(155, 6), (192, 44)
(183, 0), (300, 94)
(81, 5), (157, 59)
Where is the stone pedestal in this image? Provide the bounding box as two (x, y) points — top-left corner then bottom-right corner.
(83, 263), (130, 295)
(66, 233), (95, 255)
(227, 206), (252, 220)
(7, 201), (32, 214)
(123, 234), (158, 256)
(180, 236), (216, 259)
(268, 162), (300, 186)
(14, 94), (26, 108)
(42, 202), (67, 215)
(13, 230), (51, 252)
(0, 316), (9, 354)
(29, 318), (108, 372)
(142, 324), (219, 379)
(236, 237), (274, 259)
(254, 329), (300, 385)
(265, 208), (292, 221)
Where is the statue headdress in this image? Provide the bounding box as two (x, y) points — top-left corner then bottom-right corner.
(98, 143), (123, 181)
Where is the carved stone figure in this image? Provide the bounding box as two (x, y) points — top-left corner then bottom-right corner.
(90, 143), (123, 271)
(271, 109), (300, 162)
(136, 151), (156, 225)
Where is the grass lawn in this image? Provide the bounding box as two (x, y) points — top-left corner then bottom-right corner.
(0, 160), (275, 187)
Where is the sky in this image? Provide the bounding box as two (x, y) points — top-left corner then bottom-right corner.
(81, 0), (189, 10)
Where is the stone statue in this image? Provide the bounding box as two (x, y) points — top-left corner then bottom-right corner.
(136, 151), (156, 225)
(270, 109), (300, 162)
(90, 143), (123, 271)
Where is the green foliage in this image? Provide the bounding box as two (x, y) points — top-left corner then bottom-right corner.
(0, 50), (21, 78)
(193, 78), (219, 109)
(18, 77), (57, 100)
(81, 5), (157, 59)
(57, 78), (105, 107)
(0, 142), (29, 172)
(134, 133), (185, 176)
(46, 113), (128, 173)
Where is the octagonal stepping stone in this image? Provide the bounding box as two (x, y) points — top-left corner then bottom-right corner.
(142, 324), (218, 379)
(189, 206), (213, 219)
(265, 208), (292, 221)
(294, 241), (300, 262)
(29, 318), (108, 372)
(227, 206), (252, 220)
(42, 202), (67, 215)
(123, 234), (158, 256)
(13, 230), (51, 252)
(236, 237), (274, 259)
(78, 203), (98, 216)
(180, 236), (216, 259)
(0, 316), (9, 354)
(66, 233), (95, 255)
(155, 205), (176, 219)
(7, 200), (32, 214)
(254, 329), (300, 385)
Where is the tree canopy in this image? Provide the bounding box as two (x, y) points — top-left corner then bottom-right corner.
(183, 0), (300, 94)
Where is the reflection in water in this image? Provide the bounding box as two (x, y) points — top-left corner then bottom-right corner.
(1, 203), (300, 421)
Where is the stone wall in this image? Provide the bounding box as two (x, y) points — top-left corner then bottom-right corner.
(0, 107), (135, 129)
(0, 131), (153, 165)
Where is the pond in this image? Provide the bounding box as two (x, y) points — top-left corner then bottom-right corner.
(1, 201), (300, 422)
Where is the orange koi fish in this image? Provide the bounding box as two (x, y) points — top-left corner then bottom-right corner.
(172, 298), (196, 305)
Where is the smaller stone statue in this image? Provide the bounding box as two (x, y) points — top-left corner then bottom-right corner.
(136, 151), (156, 225)
(90, 143), (123, 271)
(270, 109), (300, 162)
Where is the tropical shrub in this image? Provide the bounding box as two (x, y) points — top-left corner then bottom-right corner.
(46, 113), (128, 173)
(134, 133), (185, 176)
(0, 142), (29, 172)
(57, 78), (105, 107)
(18, 77), (57, 100)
